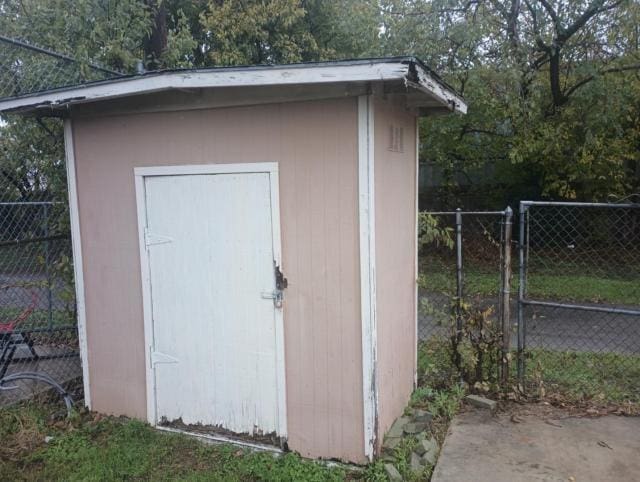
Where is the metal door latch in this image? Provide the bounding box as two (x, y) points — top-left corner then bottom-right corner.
(261, 289), (284, 308)
(261, 263), (288, 308)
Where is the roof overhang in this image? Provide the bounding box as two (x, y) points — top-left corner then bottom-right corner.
(0, 57), (466, 116)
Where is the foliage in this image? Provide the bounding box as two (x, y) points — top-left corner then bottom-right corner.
(0, 0), (152, 72)
(160, 9), (199, 69)
(404, 338), (466, 479)
(0, 118), (65, 202)
(381, 0), (640, 204)
(199, 0), (382, 65)
(2, 1), (640, 205)
(449, 303), (502, 388)
(200, 0), (323, 65)
(418, 213), (455, 252)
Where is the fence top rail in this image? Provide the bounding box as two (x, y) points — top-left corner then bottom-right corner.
(521, 200), (639, 208)
(424, 210), (508, 216)
(0, 201), (63, 206)
(0, 35), (122, 77)
(522, 299), (640, 317)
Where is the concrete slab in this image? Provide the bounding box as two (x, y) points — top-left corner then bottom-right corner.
(432, 409), (640, 482)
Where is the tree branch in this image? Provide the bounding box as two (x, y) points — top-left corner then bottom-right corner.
(560, 0), (623, 42)
(564, 62), (640, 98)
(536, 0), (560, 31)
(507, 0), (522, 49)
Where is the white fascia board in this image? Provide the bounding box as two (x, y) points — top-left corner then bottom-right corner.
(412, 63), (467, 114)
(0, 59), (467, 116)
(0, 62), (408, 113)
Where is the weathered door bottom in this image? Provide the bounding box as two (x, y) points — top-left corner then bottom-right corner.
(157, 417), (289, 451)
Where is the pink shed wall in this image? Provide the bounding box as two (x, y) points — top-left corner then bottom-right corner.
(70, 98), (366, 462)
(373, 97), (418, 444)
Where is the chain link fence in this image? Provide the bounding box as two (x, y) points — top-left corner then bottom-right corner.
(0, 35), (121, 100)
(418, 209), (513, 385)
(419, 201), (639, 405)
(517, 201), (640, 404)
(0, 201), (81, 407)
(0, 34), (106, 408)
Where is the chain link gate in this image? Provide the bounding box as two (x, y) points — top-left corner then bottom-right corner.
(517, 201), (640, 402)
(418, 209), (513, 385)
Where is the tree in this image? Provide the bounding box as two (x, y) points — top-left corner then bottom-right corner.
(380, 0), (640, 203)
(200, 0), (325, 65)
(0, 0), (152, 72)
(0, 0), (381, 200)
(199, 0), (382, 65)
(1, 0), (638, 204)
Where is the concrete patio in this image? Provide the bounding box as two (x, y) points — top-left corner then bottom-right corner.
(433, 407), (640, 482)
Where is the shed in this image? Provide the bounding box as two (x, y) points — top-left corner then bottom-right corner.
(0, 57), (466, 463)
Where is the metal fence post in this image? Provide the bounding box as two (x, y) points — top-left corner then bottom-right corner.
(454, 209), (463, 373)
(455, 208), (463, 326)
(500, 207), (513, 386)
(44, 203), (53, 330)
(517, 202), (527, 388)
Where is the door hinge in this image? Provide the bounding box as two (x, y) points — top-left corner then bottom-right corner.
(144, 228), (173, 247)
(151, 350), (179, 366)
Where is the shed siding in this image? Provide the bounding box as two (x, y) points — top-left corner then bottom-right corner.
(373, 98), (418, 445)
(70, 98), (365, 462)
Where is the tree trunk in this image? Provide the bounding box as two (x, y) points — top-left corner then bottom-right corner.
(144, 0), (168, 70)
(548, 47), (565, 109)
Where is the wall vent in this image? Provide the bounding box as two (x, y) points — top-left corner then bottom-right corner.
(388, 125), (404, 153)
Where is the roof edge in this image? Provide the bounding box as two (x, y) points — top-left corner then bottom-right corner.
(0, 57), (467, 115)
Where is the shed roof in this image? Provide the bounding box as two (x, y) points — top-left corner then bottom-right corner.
(0, 56), (466, 116)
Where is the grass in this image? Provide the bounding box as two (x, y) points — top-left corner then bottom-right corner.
(420, 257), (640, 305)
(525, 349), (640, 405)
(526, 275), (639, 305)
(0, 405), (353, 482)
(0, 356), (465, 482)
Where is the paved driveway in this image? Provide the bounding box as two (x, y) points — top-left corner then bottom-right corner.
(419, 291), (640, 354)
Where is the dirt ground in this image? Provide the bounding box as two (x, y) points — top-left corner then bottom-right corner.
(432, 403), (640, 482)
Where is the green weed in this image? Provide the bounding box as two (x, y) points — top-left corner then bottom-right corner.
(0, 407), (352, 482)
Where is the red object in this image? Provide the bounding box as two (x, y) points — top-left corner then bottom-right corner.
(0, 288), (38, 333)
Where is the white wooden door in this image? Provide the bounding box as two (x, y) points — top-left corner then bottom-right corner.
(140, 169), (285, 437)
